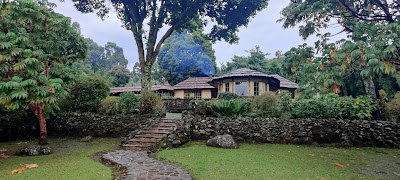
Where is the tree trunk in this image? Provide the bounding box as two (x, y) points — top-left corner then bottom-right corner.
(362, 75), (377, 99)
(140, 63), (153, 92)
(30, 104), (47, 145)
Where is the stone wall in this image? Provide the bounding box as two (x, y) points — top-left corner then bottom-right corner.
(162, 99), (192, 113)
(47, 113), (163, 137)
(184, 111), (400, 148)
(0, 110), (38, 141)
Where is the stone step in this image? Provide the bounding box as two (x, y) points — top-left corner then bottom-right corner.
(142, 130), (171, 134)
(152, 127), (175, 131)
(160, 119), (177, 123)
(129, 138), (160, 143)
(157, 123), (177, 127)
(136, 134), (166, 139)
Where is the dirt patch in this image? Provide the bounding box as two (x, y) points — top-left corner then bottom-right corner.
(92, 151), (127, 180)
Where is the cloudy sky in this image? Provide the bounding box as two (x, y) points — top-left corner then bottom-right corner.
(50, 0), (347, 71)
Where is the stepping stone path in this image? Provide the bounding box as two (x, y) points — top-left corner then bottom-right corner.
(103, 115), (192, 180)
(123, 115), (180, 151)
(103, 150), (192, 180)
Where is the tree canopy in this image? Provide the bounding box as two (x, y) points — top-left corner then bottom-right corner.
(279, 0), (400, 99)
(71, 0), (269, 91)
(158, 30), (216, 85)
(0, 0), (87, 145)
(219, 46), (283, 76)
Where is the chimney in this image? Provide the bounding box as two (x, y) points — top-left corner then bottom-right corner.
(209, 71), (213, 77)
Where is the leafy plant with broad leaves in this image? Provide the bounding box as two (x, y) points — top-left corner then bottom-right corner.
(0, 0), (87, 145)
(279, 0), (400, 99)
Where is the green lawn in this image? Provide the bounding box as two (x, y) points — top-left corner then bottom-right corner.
(158, 141), (400, 180)
(167, 112), (182, 117)
(0, 137), (120, 180)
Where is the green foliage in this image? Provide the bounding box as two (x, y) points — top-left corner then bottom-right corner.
(138, 91), (164, 114)
(0, 0), (87, 115)
(64, 75), (109, 113)
(99, 96), (120, 115)
(107, 65), (130, 87)
(386, 92), (400, 122)
(118, 92), (139, 115)
(191, 100), (215, 117)
(219, 46), (283, 76)
(72, 0), (269, 91)
(212, 99), (251, 118)
(218, 92), (239, 100)
(291, 94), (375, 120)
(158, 30), (217, 85)
(278, 91), (293, 112)
(251, 92), (281, 117)
(279, 0), (400, 98)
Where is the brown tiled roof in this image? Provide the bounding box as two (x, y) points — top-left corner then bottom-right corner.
(213, 68), (276, 79)
(110, 82), (173, 94)
(213, 68), (298, 89)
(173, 77), (215, 90)
(270, 74), (299, 89)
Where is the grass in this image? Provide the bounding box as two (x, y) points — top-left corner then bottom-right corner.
(167, 112), (182, 117)
(158, 141), (400, 180)
(0, 137), (120, 180)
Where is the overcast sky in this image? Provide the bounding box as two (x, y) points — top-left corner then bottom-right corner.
(50, 0), (347, 71)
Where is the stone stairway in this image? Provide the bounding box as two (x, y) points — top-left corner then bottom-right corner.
(123, 115), (179, 152)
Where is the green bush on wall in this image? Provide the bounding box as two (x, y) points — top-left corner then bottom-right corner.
(291, 94), (375, 120)
(251, 92), (281, 117)
(99, 96), (120, 115)
(139, 91), (165, 114)
(218, 92), (239, 100)
(62, 75), (110, 113)
(386, 92), (400, 122)
(119, 92), (140, 115)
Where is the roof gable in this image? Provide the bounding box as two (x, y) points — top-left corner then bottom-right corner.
(173, 77), (215, 90)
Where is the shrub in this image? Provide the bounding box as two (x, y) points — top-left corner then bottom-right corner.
(99, 96), (120, 115)
(63, 75), (109, 113)
(212, 99), (251, 118)
(386, 92), (400, 121)
(351, 96), (375, 120)
(118, 92), (140, 115)
(251, 92), (281, 117)
(291, 94), (375, 120)
(138, 91), (165, 114)
(278, 91), (293, 112)
(191, 100), (215, 117)
(218, 92), (239, 100)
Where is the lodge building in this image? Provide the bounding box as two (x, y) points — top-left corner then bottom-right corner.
(110, 68), (299, 99)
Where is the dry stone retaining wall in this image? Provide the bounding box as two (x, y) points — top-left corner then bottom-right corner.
(184, 111), (400, 148)
(47, 113), (163, 137)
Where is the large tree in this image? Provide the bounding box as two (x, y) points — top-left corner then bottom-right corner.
(85, 39), (128, 72)
(279, 0), (400, 99)
(219, 46), (283, 76)
(0, 0), (87, 145)
(71, 0), (269, 91)
(158, 30), (216, 85)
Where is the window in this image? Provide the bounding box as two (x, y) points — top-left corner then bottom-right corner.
(225, 83), (230, 92)
(235, 82), (247, 96)
(254, 82), (259, 96)
(184, 90), (202, 99)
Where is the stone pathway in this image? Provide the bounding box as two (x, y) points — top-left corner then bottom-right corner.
(103, 150), (192, 180)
